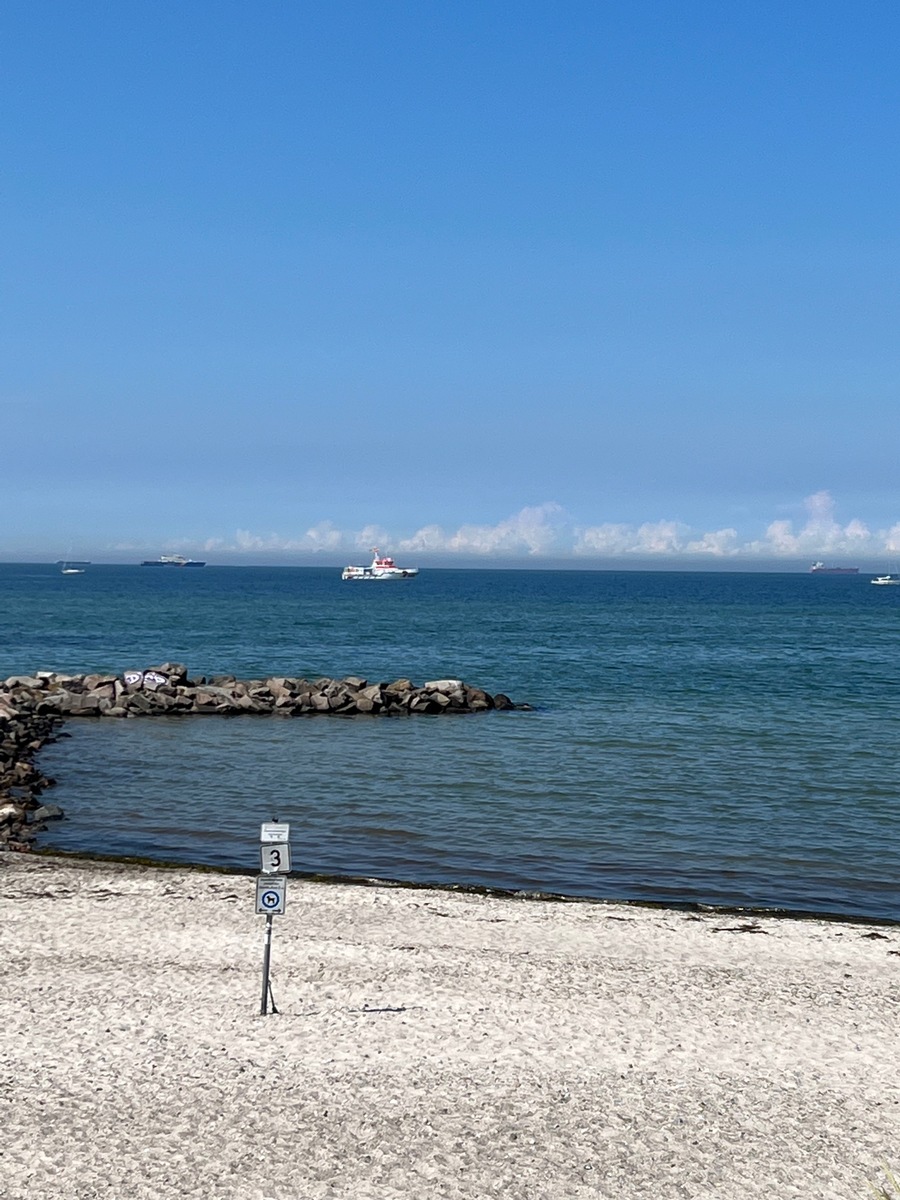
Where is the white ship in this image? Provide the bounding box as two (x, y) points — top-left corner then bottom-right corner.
(341, 548), (419, 581)
(140, 555), (206, 567)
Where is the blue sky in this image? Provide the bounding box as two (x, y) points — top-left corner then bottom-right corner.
(4, 1), (899, 566)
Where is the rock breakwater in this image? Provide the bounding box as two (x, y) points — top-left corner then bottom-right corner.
(0, 665), (526, 851)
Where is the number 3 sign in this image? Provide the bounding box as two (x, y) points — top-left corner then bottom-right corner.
(260, 843), (291, 874)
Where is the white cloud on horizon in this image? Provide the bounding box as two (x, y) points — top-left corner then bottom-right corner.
(742, 491), (879, 558)
(398, 504), (570, 557)
(111, 492), (900, 562)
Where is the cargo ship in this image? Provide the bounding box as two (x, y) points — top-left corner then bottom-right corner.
(809, 561), (859, 574)
(140, 555), (206, 567)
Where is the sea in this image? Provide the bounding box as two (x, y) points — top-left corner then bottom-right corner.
(3, 562), (899, 922)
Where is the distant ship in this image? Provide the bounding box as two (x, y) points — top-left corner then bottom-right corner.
(140, 555), (206, 568)
(342, 548), (418, 581)
(810, 561), (859, 574)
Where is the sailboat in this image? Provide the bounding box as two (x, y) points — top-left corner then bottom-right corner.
(59, 549), (88, 575)
(871, 570), (900, 586)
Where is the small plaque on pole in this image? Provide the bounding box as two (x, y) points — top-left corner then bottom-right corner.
(260, 822), (290, 844)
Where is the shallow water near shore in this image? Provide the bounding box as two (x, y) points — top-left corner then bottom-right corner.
(5, 562), (900, 919)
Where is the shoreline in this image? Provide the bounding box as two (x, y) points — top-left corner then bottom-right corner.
(3, 851), (899, 1199)
(27, 845), (900, 928)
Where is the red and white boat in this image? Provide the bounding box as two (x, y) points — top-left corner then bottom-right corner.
(341, 548), (419, 581)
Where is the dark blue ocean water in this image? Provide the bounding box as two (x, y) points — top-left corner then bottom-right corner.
(3, 562), (899, 919)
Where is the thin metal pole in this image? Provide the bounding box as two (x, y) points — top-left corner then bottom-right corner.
(260, 913), (274, 1016)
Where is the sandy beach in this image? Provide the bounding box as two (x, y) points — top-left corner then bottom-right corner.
(2, 853), (898, 1199)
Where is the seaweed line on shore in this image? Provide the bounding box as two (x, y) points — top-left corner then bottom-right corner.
(10, 848), (899, 928)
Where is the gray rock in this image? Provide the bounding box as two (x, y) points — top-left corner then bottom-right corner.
(156, 663), (189, 684)
(31, 803), (64, 822)
(424, 679), (464, 692)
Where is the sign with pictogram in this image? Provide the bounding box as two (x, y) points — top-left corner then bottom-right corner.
(255, 875), (286, 915)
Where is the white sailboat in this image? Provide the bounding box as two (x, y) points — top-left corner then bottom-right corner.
(59, 548), (87, 575)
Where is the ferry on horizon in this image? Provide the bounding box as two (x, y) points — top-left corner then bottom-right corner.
(140, 554), (206, 568)
(342, 548), (419, 581)
(809, 561), (859, 575)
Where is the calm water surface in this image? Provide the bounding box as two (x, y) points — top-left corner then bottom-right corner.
(4, 563), (900, 919)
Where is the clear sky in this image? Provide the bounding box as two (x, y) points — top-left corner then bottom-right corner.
(4, 1), (899, 566)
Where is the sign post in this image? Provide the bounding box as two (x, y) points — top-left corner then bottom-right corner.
(261, 907), (275, 1016)
(256, 820), (291, 1016)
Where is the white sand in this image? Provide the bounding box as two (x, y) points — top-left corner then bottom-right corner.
(1, 853), (899, 1200)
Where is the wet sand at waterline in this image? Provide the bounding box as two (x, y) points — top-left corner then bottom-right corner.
(2, 854), (898, 1199)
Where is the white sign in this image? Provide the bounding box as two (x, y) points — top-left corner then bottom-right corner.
(255, 875), (287, 915)
(260, 822), (291, 844)
(260, 843), (291, 874)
